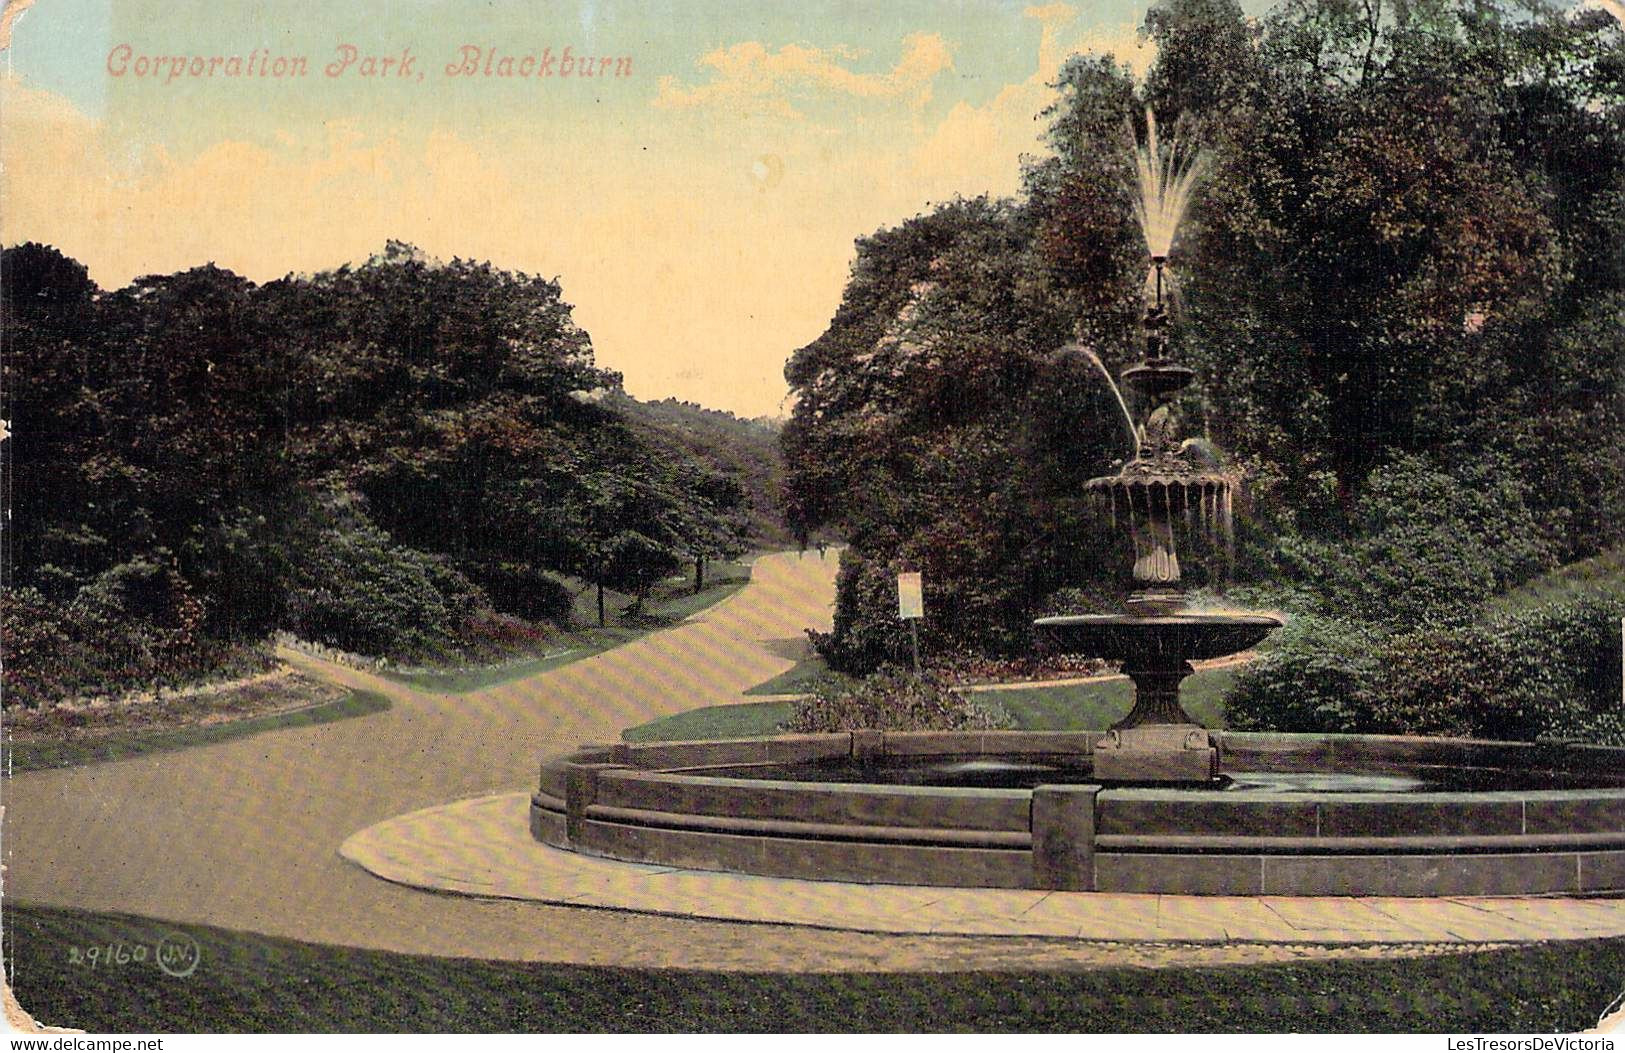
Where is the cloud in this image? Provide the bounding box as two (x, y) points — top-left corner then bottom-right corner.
(653, 32), (954, 120)
(0, 0), (37, 52)
(911, 5), (1154, 198)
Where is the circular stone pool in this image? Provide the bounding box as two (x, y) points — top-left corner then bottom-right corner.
(531, 730), (1625, 896)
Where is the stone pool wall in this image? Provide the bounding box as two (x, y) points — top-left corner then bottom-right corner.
(531, 731), (1625, 896)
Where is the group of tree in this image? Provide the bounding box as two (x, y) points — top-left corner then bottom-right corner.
(4, 241), (757, 705)
(612, 394), (793, 565)
(782, 0), (1625, 739)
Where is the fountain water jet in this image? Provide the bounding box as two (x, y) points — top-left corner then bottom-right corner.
(1128, 109), (1208, 261)
(1077, 345), (1141, 462)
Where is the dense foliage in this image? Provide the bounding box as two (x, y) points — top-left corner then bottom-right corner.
(1228, 552), (1625, 742)
(613, 395), (790, 549)
(781, 0), (1625, 743)
(3, 242), (761, 704)
(780, 192), (1138, 669)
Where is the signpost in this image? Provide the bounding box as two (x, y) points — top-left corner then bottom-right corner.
(897, 571), (924, 675)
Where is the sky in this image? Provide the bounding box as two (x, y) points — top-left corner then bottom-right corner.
(2, 0), (1175, 417)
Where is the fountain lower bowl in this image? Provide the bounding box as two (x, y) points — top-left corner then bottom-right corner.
(1034, 612), (1282, 661)
(533, 732), (1625, 896)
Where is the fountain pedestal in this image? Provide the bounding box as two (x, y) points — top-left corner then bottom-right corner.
(1093, 722), (1216, 782)
(1095, 657), (1216, 781)
(1035, 613), (1278, 783)
(1118, 656), (1198, 727)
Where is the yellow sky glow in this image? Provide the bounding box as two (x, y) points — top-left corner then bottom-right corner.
(1, 3), (1154, 417)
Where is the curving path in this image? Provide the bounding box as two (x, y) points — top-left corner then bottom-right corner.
(7, 551), (894, 968)
(10, 551), (1620, 971)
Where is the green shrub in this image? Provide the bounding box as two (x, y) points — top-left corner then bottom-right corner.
(3, 561), (275, 708)
(2, 586), (80, 707)
(64, 555), (224, 695)
(1225, 584), (1625, 743)
(1370, 591), (1625, 742)
(456, 561), (571, 622)
(1224, 615), (1385, 733)
(1558, 711), (1625, 747)
(1277, 454), (1559, 627)
(808, 552), (914, 673)
(781, 666), (1014, 733)
(284, 522), (485, 659)
(1368, 621), (1573, 740)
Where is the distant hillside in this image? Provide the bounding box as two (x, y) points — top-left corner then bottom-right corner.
(612, 395), (792, 547)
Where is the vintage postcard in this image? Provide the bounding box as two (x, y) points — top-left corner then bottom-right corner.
(3, 0), (1624, 1038)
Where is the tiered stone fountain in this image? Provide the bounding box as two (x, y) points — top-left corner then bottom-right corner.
(1036, 257), (1279, 782)
(525, 111), (1625, 897)
(1036, 116), (1279, 782)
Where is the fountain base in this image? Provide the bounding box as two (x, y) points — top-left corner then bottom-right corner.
(1031, 612), (1278, 781)
(1093, 723), (1218, 783)
(532, 734), (1625, 894)
(1125, 590), (1188, 616)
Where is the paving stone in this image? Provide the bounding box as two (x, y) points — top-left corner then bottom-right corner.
(341, 791), (1625, 944)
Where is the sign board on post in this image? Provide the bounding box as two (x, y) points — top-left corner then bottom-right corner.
(898, 572), (924, 675)
(897, 572), (924, 620)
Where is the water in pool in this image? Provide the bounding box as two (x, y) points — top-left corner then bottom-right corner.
(694, 757), (1624, 792)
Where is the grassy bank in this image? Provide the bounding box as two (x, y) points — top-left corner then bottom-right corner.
(975, 667), (1237, 731)
(9, 905), (1621, 1032)
(1486, 546), (1625, 615)
(623, 699), (801, 742)
(8, 689), (391, 774)
(624, 667), (1239, 742)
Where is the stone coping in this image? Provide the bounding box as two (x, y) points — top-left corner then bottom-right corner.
(342, 792), (1625, 944)
(532, 732), (1625, 895)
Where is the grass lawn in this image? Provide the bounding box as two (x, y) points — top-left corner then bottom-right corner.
(978, 667), (1237, 731)
(9, 904), (1622, 1032)
(623, 668), (1239, 742)
(1485, 545), (1625, 614)
(623, 699), (801, 742)
(8, 690), (391, 774)
(742, 652), (848, 696)
(384, 562), (753, 694)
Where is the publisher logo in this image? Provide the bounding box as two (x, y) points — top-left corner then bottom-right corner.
(154, 932), (201, 978)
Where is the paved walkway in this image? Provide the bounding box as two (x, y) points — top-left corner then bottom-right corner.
(343, 792), (1625, 945)
(10, 549), (1623, 972)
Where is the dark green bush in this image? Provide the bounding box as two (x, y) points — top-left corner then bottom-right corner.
(807, 552), (915, 673)
(1276, 454), (1559, 628)
(456, 561), (571, 622)
(1224, 615), (1385, 733)
(781, 666), (1013, 733)
(64, 556), (226, 696)
(1226, 576), (1625, 743)
(1367, 620), (1577, 740)
(3, 586), (81, 707)
(284, 521), (486, 659)
(3, 563), (274, 708)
